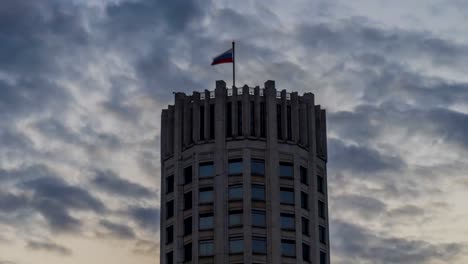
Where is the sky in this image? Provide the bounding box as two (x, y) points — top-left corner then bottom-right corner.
(1, 0), (468, 263)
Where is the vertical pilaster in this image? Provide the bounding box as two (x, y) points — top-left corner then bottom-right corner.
(291, 92), (299, 143)
(264, 80), (280, 264)
(214, 80), (227, 263)
(193, 92), (200, 143)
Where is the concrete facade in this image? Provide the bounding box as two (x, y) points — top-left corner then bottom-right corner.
(160, 80), (329, 264)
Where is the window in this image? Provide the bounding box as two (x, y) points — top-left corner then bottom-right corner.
(277, 104), (283, 140)
(319, 225), (326, 244)
(279, 162), (294, 178)
(184, 166), (192, 185)
(317, 175), (324, 193)
(318, 200), (326, 219)
(166, 200), (174, 219)
(237, 101), (242, 136)
(200, 105), (205, 140)
(287, 105), (292, 140)
(281, 239), (296, 257)
(166, 175), (174, 194)
(320, 251), (327, 264)
(199, 213), (214, 230)
(252, 210), (266, 227)
(252, 184), (265, 201)
(250, 101), (255, 136)
(199, 240), (214, 256)
(302, 243), (310, 262)
(226, 102), (232, 137)
(302, 217), (310, 236)
(300, 166), (308, 185)
(189, 107), (193, 143)
(199, 187), (213, 204)
(251, 159), (265, 176)
(228, 159), (242, 175)
(229, 237), (243, 254)
(229, 210), (242, 227)
(228, 185), (243, 200)
(280, 213), (295, 230)
(252, 236), (267, 254)
(184, 191), (192, 210)
(184, 216), (192, 236)
(184, 243), (192, 262)
(301, 192), (308, 210)
(199, 162), (214, 178)
(166, 251), (173, 264)
(209, 104), (215, 139)
(260, 102), (266, 137)
(166, 225), (173, 244)
(280, 187), (294, 205)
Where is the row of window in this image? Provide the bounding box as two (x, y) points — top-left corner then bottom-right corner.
(167, 213), (327, 242)
(166, 184), (326, 219)
(166, 160), (326, 193)
(165, 240), (328, 263)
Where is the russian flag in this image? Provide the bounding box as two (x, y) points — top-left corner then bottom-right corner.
(211, 48), (233, 65)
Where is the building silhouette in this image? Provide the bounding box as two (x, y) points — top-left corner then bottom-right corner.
(160, 80), (329, 264)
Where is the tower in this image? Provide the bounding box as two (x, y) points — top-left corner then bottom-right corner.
(160, 80), (329, 264)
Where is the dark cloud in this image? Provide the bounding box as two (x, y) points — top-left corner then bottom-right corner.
(128, 206), (159, 233)
(99, 219), (136, 240)
(387, 205), (425, 219)
(1, 165), (106, 232)
(92, 170), (154, 198)
(328, 138), (405, 173)
(333, 194), (387, 219)
(26, 240), (72, 256)
(331, 220), (465, 264)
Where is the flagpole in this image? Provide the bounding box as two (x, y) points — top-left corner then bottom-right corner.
(232, 41), (235, 87)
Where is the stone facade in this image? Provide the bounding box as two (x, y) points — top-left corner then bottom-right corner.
(160, 80), (329, 264)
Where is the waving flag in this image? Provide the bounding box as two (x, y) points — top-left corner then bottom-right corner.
(211, 48), (233, 65)
(212, 42), (236, 87)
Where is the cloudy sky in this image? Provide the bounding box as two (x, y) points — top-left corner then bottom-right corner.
(1, 0), (468, 263)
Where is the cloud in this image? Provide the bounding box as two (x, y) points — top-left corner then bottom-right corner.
(26, 240), (72, 256)
(328, 138), (405, 174)
(333, 194), (387, 219)
(128, 206), (159, 233)
(99, 219), (135, 240)
(92, 169), (154, 198)
(331, 220), (465, 264)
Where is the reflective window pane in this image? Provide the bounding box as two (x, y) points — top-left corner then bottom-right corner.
(281, 239), (296, 257)
(228, 185), (243, 200)
(199, 162), (214, 178)
(229, 237), (244, 254)
(184, 243), (192, 261)
(252, 184), (265, 201)
(252, 237), (267, 254)
(252, 210), (266, 227)
(166, 200), (174, 219)
(280, 213), (295, 230)
(199, 240), (214, 256)
(279, 162), (294, 178)
(199, 213), (213, 230)
(251, 159), (265, 176)
(184, 166), (192, 184)
(280, 188), (294, 204)
(228, 159), (242, 175)
(199, 187), (213, 204)
(229, 210), (242, 227)
(184, 216), (192, 236)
